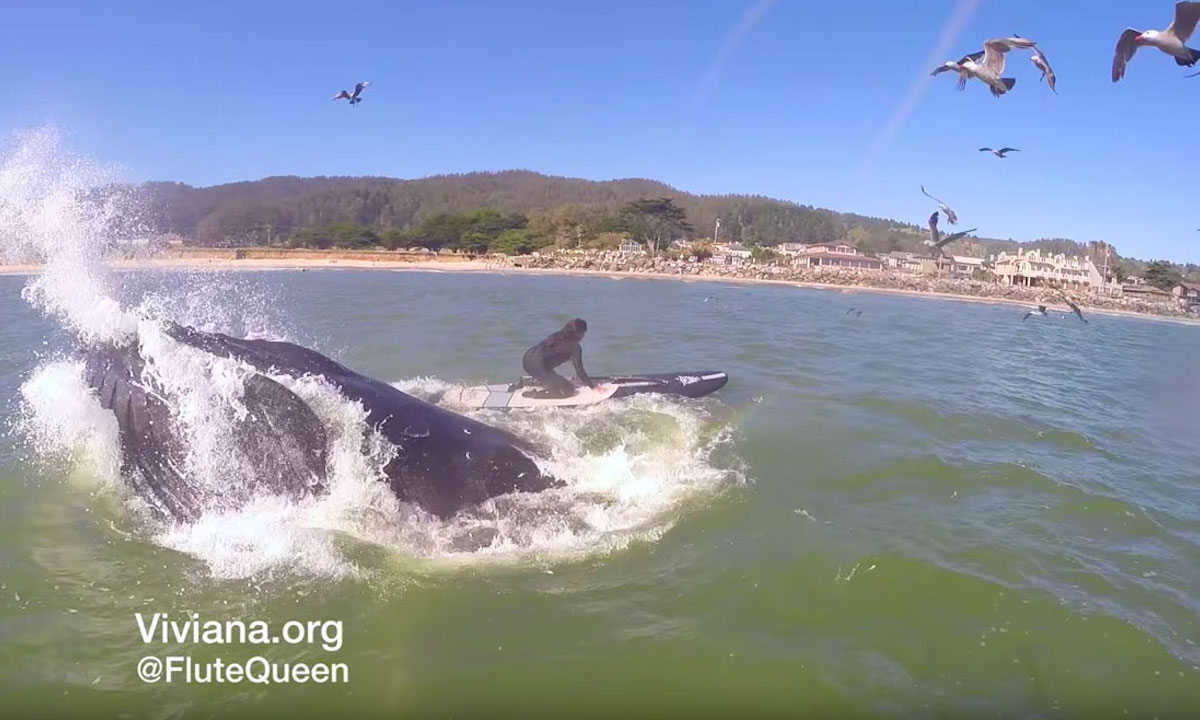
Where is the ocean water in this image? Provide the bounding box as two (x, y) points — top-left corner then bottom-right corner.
(2, 267), (1199, 719)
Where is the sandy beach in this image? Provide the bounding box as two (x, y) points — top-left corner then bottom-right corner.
(4, 251), (1198, 327)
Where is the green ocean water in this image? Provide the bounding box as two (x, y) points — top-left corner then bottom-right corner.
(1, 268), (1198, 719)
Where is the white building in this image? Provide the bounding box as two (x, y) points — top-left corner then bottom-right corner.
(941, 255), (987, 277)
(708, 242), (753, 266)
(885, 251), (938, 274)
(991, 248), (1100, 290)
(789, 242), (882, 270)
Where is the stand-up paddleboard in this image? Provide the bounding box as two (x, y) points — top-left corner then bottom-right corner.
(453, 382), (619, 409)
(449, 371), (727, 410)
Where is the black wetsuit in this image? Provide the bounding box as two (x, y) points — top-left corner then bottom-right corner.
(522, 329), (594, 398)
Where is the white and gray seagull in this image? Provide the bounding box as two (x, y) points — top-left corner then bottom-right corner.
(921, 186), (959, 225)
(979, 147), (1020, 158)
(1112, 1), (1200, 82)
(1031, 45), (1058, 93)
(925, 211), (977, 258)
(931, 37), (1038, 97)
(1012, 35), (1058, 93)
(333, 81), (371, 106)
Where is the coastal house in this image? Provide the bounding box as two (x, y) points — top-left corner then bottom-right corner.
(990, 248), (1099, 290)
(940, 254), (986, 278)
(1173, 282), (1200, 307)
(885, 251), (938, 274)
(618, 239), (646, 254)
(708, 242), (753, 266)
(792, 242), (882, 270)
(1122, 284), (1172, 300)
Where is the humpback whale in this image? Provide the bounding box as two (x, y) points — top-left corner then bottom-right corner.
(81, 323), (558, 523)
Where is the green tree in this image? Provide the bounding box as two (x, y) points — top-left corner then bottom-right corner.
(379, 227), (410, 250)
(750, 246), (780, 264)
(621, 198), (692, 255)
(328, 223), (378, 249)
(689, 240), (714, 261)
(406, 212), (468, 251)
(1143, 260), (1184, 291)
(287, 227), (331, 249)
(490, 228), (544, 255)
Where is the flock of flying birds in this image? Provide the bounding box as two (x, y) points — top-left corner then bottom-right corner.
(915, 1), (1200, 324)
(930, 0), (1200, 97)
(328, 4), (1200, 325)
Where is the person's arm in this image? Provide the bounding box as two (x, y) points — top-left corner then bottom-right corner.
(572, 345), (595, 387)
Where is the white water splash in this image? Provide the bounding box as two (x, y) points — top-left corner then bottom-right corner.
(389, 377), (741, 566)
(0, 128), (143, 343)
(7, 128), (743, 581)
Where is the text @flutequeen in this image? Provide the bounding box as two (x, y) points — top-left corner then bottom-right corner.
(135, 613), (347, 685)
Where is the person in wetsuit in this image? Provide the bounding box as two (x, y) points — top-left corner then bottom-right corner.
(522, 318), (596, 398)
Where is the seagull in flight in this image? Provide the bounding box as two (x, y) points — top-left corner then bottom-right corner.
(1022, 305), (1048, 321)
(931, 37), (1037, 96)
(333, 81), (371, 106)
(1053, 288), (1089, 323)
(1112, 1), (1200, 82)
(925, 212), (977, 258)
(1011, 35), (1058, 93)
(921, 186), (959, 225)
(1031, 46), (1058, 93)
(979, 147), (1020, 158)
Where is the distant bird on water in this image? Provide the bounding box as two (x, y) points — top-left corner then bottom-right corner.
(1112, 1), (1200, 82)
(931, 37), (1037, 97)
(921, 186), (959, 225)
(846, 308), (862, 316)
(333, 81), (371, 105)
(1023, 305), (1047, 321)
(925, 212), (977, 258)
(979, 147), (1020, 158)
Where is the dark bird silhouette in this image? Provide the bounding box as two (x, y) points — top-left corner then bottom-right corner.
(333, 81), (371, 106)
(979, 147), (1020, 158)
(1023, 305), (1048, 321)
(925, 211), (977, 258)
(1053, 288), (1089, 323)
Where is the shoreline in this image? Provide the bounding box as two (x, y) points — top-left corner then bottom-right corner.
(3, 255), (1198, 327)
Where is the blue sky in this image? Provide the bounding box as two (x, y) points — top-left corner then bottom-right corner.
(2, 0), (1197, 263)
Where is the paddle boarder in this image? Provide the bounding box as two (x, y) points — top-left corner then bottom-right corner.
(522, 318), (596, 398)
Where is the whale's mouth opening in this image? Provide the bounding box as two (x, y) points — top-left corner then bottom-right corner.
(5, 128), (745, 583)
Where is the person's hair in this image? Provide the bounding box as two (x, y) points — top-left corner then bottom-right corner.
(563, 318), (587, 337)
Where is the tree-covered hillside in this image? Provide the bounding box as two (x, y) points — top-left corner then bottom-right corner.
(136, 170), (1194, 280)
